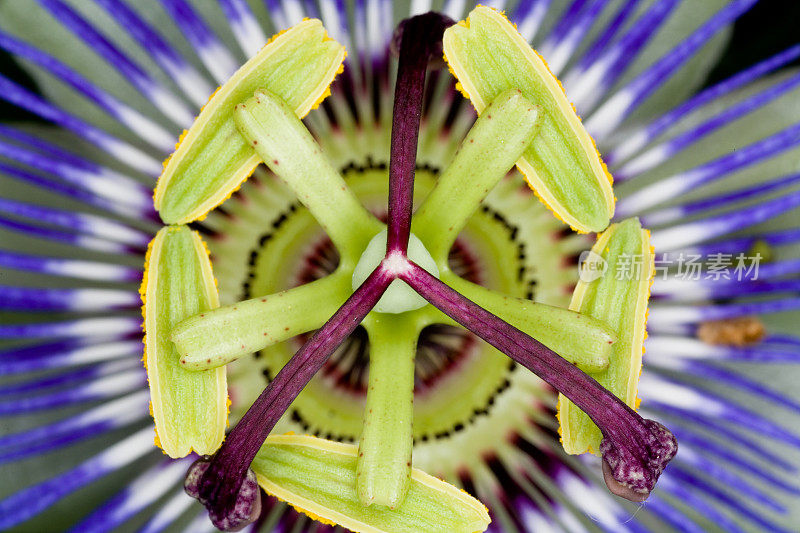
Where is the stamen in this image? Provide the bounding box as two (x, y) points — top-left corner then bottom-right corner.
(154, 19), (347, 225)
(398, 261), (677, 500)
(443, 6), (615, 233)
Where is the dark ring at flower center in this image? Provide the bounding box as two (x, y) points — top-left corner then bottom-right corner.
(208, 158), (573, 450)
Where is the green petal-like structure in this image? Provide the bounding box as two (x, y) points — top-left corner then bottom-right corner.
(154, 19), (346, 224)
(558, 218), (653, 454)
(253, 435), (491, 533)
(141, 225), (227, 458)
(443, 6), (615, 233)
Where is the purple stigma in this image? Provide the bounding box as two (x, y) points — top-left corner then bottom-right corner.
(185, 458), (261, 531)
(600, 419), (678, 500)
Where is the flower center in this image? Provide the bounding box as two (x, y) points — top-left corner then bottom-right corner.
(206, 163), (571, 454)
(352, 229), (438, 313)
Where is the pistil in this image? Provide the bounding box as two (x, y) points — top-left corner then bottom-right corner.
(356, 11), (452, 507)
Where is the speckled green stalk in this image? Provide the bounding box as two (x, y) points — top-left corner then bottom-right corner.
(234, 89), (382, 260)
(154, 19), (346, 225)
(172, 272), (352, 370)
(356, 314), (419, 508)
(412, 88), (540, 261)
(443, 273), (615, 372)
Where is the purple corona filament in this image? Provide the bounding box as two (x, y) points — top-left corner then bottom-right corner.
(186, 12), (677, 530)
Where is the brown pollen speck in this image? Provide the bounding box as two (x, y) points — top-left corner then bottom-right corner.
(697, 316), (766, 346)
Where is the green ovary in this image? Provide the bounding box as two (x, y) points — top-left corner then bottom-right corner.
(351, 229), (439, 314)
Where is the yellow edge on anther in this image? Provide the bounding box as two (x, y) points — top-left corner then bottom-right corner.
(443, 6), (615, 233)
(559, 223), (653, 454)
(153, 19), (346, 225)
(256, 435), (490, 533)
(141, 227), (227, 457)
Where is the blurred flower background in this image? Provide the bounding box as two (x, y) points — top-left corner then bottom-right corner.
(1, 0), (799, 531)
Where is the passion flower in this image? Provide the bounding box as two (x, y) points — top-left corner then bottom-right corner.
(164, 11), (674, 531)
(1, 1), (800, 532)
